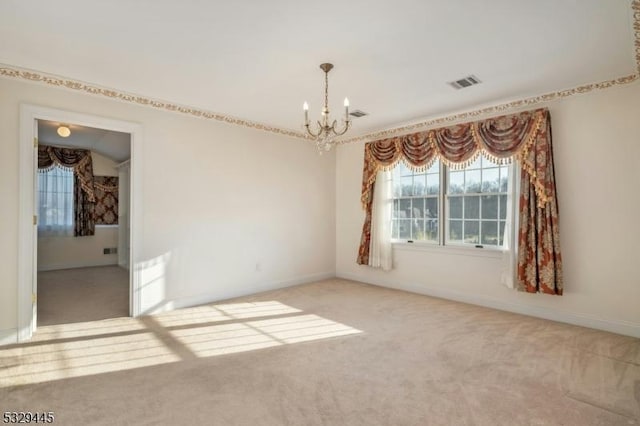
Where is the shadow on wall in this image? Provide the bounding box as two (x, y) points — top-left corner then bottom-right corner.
(0, 301), (362, 387)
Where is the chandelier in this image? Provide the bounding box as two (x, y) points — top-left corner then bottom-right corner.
(303, 63), (351, 152)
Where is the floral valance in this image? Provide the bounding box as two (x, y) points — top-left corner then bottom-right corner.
(38, 145), (95, 202)
(361, 108), (551, 211)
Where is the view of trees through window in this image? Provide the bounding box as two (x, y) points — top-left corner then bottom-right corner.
(447, 157), (509, 246)
(391, 160), (440, 242)
(391, 156), (510, 247)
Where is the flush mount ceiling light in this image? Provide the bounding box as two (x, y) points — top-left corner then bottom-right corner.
(303, 63), (351, 153)
(57, 125), (71, 138)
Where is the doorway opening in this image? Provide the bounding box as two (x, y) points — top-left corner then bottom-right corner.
(36, 120), (131, 326)
(18, 105), (143, 342)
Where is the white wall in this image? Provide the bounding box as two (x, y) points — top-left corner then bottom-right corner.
(36, 152), (120, 271)
(0, 77), (336, 338)
(336, 82), (640, 337)
(90, 151), (120, 177)
(38, 227), (119, 271)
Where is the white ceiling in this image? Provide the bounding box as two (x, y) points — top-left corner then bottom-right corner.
(1, 1), (637, 138)
(38, 120), (131, 162)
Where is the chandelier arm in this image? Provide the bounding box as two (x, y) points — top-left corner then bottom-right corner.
(304, 123), (323, 138)
(333, 120), (352, 136)
(317, 120), (328, 135)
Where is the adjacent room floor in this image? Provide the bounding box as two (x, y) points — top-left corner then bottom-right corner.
(37, 265), (129, 326)
(1, 279), (638, 425)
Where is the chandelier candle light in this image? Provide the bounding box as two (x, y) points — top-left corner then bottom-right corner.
(303, 63), (351, 152)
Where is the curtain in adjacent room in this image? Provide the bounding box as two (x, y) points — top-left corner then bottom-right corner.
(38, 144), (96, 237)
(37, 166), (74, 237)
(74, 174), (95, 236)
(93, 176), (119, 225)
(357, 108), (563, 295)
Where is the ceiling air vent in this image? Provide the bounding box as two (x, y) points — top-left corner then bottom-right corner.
(448, 75), (481, 90)
(349, 110), (368, 118)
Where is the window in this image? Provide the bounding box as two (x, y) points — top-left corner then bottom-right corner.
(447, 157), (509, 247)
(391, 156), (511, 248)
(391, 160), (440, 243)
(38, 166), (74, 237)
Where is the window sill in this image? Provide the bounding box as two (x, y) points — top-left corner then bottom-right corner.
(392, 242), (504, 259)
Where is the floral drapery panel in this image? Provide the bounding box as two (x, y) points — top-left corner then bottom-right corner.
(74, 174), (95, 236)
(93, 176), (119, 225)
(38, 145), (96, 236)
(357, 108), (563, 295)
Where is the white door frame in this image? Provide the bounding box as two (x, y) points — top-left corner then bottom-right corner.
(18, 104), (143, 342)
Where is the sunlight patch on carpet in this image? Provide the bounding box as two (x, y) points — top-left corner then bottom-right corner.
(0, 331), (180, 386)
(171, 314), (362, 358)
(154, 301), (302, 327)
(31, 319), (147, 341)
(0, 301), (361, 387)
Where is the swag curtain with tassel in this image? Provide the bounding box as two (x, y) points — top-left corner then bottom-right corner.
(38, 144), (96, 237)
(357, 108), (563, 295)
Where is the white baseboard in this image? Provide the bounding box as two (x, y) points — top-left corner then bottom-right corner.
(336, 272), (640, 338)
(142, 271), (336, 315)
(38, 260), (118, 272)
(0, 329), (18, 346)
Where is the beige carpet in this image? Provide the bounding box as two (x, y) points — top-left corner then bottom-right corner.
(37, 266), (129, 326)
(1, 279), (638, 425)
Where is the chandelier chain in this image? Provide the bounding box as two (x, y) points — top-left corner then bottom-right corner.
(324, 69), (329, 113)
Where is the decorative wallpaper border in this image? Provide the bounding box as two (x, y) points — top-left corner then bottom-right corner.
(0, 1), (638, 143)
(338, 74), (639, 144)
(0, 65), (309, 140)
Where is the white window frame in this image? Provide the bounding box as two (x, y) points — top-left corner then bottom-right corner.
(390, 157), (517, 253)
